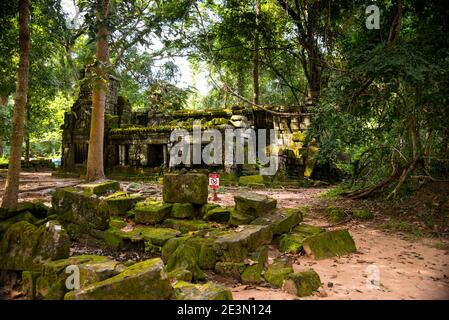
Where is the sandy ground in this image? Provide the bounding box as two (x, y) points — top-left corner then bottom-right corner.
(1, 172), (448, 300)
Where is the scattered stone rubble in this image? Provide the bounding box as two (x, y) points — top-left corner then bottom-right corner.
(0, 172), (358, 300)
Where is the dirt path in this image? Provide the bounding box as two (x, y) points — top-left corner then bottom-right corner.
(1, 173), (448, 300)
(207, 187), (449, 300)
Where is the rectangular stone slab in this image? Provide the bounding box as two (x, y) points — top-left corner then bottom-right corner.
(163, 173), (208, 204)
(302, 229), (357, 260)
(64, 258), (172, 300)
(52, 187), (110, 231)
(213, 225), (272, 262)
(234, 192), (277, 217)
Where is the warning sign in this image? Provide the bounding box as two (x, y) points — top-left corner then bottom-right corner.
(208, 173), (220, 189)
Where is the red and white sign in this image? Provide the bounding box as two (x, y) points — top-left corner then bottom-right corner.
(208, 173), (220, 189)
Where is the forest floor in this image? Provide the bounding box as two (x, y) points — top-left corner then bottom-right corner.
(1, 170), (448, 300)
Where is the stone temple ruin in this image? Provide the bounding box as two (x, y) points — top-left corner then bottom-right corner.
(60, 71), (318, 179)
(0, 173), (357, 300)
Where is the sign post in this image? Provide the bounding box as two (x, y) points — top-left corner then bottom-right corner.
(208, 172), (220, 201)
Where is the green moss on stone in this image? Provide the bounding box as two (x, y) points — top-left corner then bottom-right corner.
(229, 209), (254, 226)
(52, 187), (110, 231)
(22, 271), (41, 300)
(163, 173), (208, 204)
(36, 255), (125, 300)
(106, 194), (145, 216)
(282, 269), (322, 297)
(173, 281), (233, 300)
(103, 225), (180, 250)
(292, 223), (325, 236)
(264, 268), (293, 288)
(167, 269), (193, 282)
(302, 229), (357, 260)
(161, 237), (189, 262)
(64, 258), (172, 300)
(80, 181), (120, 196)
(161, 218), (216, 233)
(241, 246), (268, 284)
(251, 208), (302, 235)
(198, 239), (217, 270)
(214, 262), (246, 280)
(0, 221), (70, 272)
(166, 237), (206, 281)
(279, 223), (325, 254)
(171, 203), (195, 219)
(0, 211), (39, 239)
(213, 225), (272, 262)
(203, 207), (231, 223)
(234, 192), (277, 218)
(133, 199), (172, 224)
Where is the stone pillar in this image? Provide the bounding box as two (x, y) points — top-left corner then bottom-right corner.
(163, 145), (168, 168)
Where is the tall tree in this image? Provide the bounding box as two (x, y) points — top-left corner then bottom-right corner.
(252, 0), (260, 105)
(85, 0), (110, 182)
(1, 0), (31, 208)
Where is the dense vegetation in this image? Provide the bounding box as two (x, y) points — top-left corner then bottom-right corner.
(1, 1), (448, 205)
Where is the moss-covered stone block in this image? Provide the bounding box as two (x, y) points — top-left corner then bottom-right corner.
(279, 224), (325, 254)
(279, 233), (305, 254)
(173, 281), (233, 300)
(166, 238), (206, 281)
(198, 239), (217, 270)
(234, 192), (277, 218)
(229, 209), (254, 226)
(252, 208), (302, 235)
(302, 229), (357, 260)
(0, 200), (48, 221)
(52, 187), (110, 231)
(79, 180), (120, 196)
(263, 257), (294, 288)
(200, 204), (220, 217)
(105, 193), (145, 216)
(282, 269), (322, 297)
(241, 246), (268, 284)
(161, 218), (217, 233)
(64, 258), (172, 300)
(214, 262), (246, 280)
(109, 217), (128, 229)
(171, 203), (195, 219)
(22, 271), (41, 300)
(36, 255), (125, 300)
(167, 269), (193, 282)
(133, 200), (172, 225)
(162, 237), (189, 263)
(163, 173), (208, 204)
(353, 209), (374, 220)
(325, 206), (346, 223)
(0, 211), (39, 239)
(213, 225), (272, 262)
(0, 221), (70, 272)
(103, 225), (180, 250)
(292, 223), (325, 236)
(203, 207), (231, 223)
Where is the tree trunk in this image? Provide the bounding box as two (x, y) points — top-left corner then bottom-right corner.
(85, 0), (110, 182)
(1, 0), (31, 208)
(25, 107), (30, 162)
(252, 0), (260, 105)
(0, 96), (7, 158)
